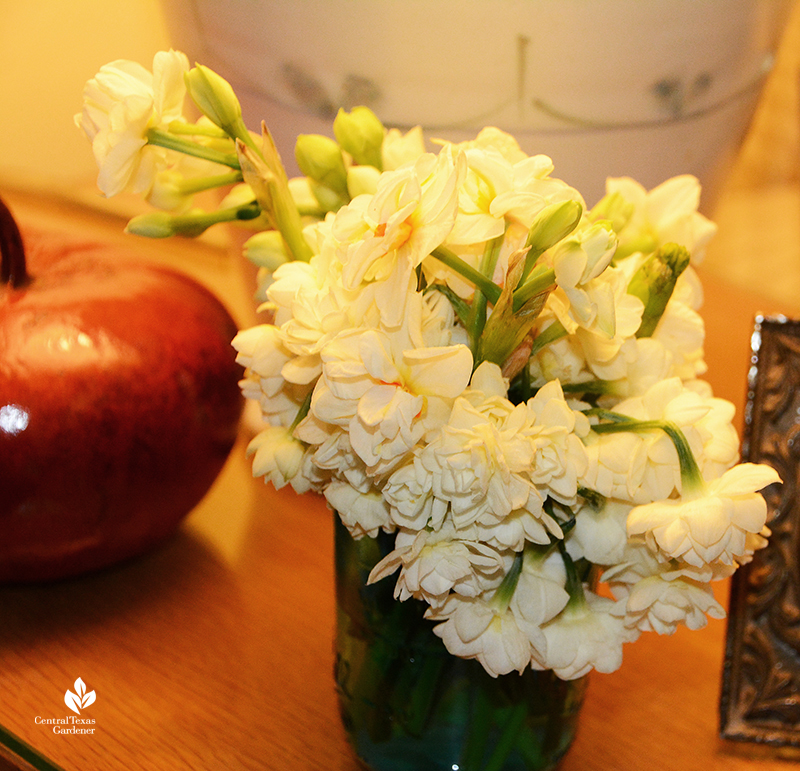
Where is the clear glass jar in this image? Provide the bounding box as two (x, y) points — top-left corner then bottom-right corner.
(334, 518), (587, 771)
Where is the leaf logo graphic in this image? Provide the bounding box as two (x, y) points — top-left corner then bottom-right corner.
(64, 678), (96, 715)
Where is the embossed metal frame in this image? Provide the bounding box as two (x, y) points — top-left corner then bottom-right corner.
(720, 315), (800, 746)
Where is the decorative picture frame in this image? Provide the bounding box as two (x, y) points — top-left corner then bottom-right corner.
(720, 315), (800, 746)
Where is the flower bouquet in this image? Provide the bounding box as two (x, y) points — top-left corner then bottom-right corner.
(76, 50), (781, 771)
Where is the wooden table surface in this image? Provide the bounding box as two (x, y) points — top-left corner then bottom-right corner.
(0, 214), (795, 771)
(4, 7), (800, 767)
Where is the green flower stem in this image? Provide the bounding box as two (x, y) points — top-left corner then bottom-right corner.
(431, 246), (501, 305)
(483, 701), (528, 771)
(146, 127), (240, 169)
(0, 724), (67, 771)
(493, 551), (524, 610)
(425, 283), (472, 329)
(175, 170), (244, 195)
(469, 233), (505, 354)
(273, 186), (314, 264)
(237, 135), (313, 263)
(561, 378), (615, 395)
(290, 390), (313, 432)
(588, 412), (705, 494)
(173, 202), (260, 230)
(126, 201), (260, 238)
(557, 541), (586, 610)
(584, 407), (633, 424)
(460, 686), (493, 771)
(166, 120), (229, 139)
(512, 264), (556, 312)
(544, 499), (576, 538)
(518, 361), (532, 402)
(401, 654), (446, 738)
(578, 486), (607, 510)
(529, 320), (568, 358)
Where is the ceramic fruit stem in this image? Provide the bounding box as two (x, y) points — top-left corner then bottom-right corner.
(0, 195), (29, 289)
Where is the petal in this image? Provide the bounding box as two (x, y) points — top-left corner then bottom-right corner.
(711, 463), (782, 496)
(404, 344), (473, 398)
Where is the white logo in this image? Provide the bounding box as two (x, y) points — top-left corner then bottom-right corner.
(64, 678), (96, 715)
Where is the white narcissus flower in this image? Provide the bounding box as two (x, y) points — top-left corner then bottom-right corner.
(509, 548), (570, 635)
(527, 334), (594, 391)
(473, 506), (563, 552)
(581, 429), (649, 503)
(521, 379), (590, 504)
(429, 595), (532, 678)
(627, 462), (781, 569)
(367, 525), (507, 608)
(247, 426), (305, 490)
(528, 329), (676, 399)
(447, 145), (514, 245)
(268, 251), (381, 386)
(232, 324), (312, 427)
(445, 137), (582, 246)
(381, 125), (426, 170)
(75, 50), (190, 197)
(651, 295), (707, 381)
(566, 498), (631, 566)
(421, 396), (554, 536)
(469, 360), (509, 398)
(491, 153), (583, 230)
(382, 456), (448, 531)
(531, 591), (638, 679)
(334, 148), (466, 327)
(617, 575), (725, 634)
(606, 175), (717, 264)
(582, 377), (743, 505)
(549, 223), (617, 332)
(538, 266), (645, 383)
(453, 126), (529, 164)
(414, 371), (586, 537)
(324, 479), (393, 539)
(305, 294), (473, 475)
(603, 542), (726, 634)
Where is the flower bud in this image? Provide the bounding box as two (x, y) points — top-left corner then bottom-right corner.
(146, 171), (191, 212)
(184, 64), (248, 143)
(244, 230), (289, 270)
(219, 182), (258, 209)
(589, 191), (635, 234)
(333, 106), (385, 170)
(309, 180), (347, 213)
(525, 200), (583, 255)
(627, 243), (691, 337)
(294, 134), (348, 198)
(288, 177), (322, 215)
(125, 211), (176, 238)
(347, 164), (381, 198)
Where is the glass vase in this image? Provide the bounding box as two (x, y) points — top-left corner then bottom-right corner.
(333, 518), (587, 771)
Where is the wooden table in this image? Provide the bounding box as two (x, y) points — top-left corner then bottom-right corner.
(4, 7), (800, 763)
(0, 202), (795, 771)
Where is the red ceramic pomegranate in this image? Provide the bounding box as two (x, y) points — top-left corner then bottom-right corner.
(0, 196), (244, 582)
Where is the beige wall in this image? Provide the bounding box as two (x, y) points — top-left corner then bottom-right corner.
(0, 1), (171, 201)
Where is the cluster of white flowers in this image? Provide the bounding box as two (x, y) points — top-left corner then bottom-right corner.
(78, 51), (781, 681)
(232, 134), (781, 680)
